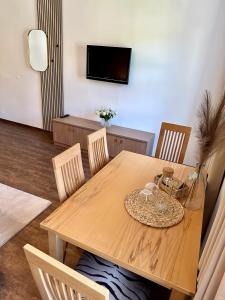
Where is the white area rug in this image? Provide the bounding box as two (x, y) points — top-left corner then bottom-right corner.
(0, 183), (51, 247)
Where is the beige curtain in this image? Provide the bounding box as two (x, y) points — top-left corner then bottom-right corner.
(215, 273), (225, 300)
(193, 177), (225, 300)
(203, 149), (225, 232)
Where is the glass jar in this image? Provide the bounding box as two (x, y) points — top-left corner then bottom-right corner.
(159, 167), (174, 197)
(184, 166), (201, 210)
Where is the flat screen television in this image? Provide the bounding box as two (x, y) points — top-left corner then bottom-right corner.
(86, 45), (132, 84)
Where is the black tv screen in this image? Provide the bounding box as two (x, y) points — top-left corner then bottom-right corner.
(86, 45), (131, 84)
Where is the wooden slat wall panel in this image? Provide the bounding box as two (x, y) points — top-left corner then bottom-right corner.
(37, 0), (64, 131)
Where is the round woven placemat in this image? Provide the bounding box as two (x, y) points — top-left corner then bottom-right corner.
(125, 189), (184, 228)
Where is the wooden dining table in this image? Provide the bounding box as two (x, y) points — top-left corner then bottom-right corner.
(41, 150), (205, 298)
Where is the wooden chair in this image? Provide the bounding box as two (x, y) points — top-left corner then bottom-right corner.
(52, 143), (85, 202)
(24, 245), (170, 300)
(155, 122), (191, 164)
(87, 128), (109, 176)
(24, 244), (109, 300)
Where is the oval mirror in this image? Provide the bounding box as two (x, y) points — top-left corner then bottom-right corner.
(28, 30), (48, 72)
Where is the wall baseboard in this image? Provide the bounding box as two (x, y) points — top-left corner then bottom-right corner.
(0, 117), (51, 134)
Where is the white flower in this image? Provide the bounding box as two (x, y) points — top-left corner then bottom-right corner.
(95, 107), (117, 120)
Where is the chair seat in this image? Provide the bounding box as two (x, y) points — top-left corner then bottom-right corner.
(75, 252), (170, 300)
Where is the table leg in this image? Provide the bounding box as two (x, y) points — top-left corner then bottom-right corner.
(169, 289), (191, 300)
(48, 231), (64, 262)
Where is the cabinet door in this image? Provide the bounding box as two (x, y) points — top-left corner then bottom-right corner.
(53, 123), (75, 146)
(115, 137), (126, 155)
(109, 137), (134, 155)
(123, 138), (147, 154)
(107, 134), (118, 157)
(76, 128), (93, 150)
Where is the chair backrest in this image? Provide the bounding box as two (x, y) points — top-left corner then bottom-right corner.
(87, 128), (109, 176)
(155, 122), (191, 164)
(52, 143), (85, 202)
(24, 244), (109, 300)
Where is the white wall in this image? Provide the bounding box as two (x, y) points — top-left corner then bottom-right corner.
(0, 1), (224, 165)
(63, 0), (225, 165)
(0, 0), (43, 128)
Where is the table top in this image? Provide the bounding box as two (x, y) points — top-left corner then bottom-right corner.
(41, 151), (205, 295)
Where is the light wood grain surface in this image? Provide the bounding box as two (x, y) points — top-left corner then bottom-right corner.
(41, 151), (205, 296)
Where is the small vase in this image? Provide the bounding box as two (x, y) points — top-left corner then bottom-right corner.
(100, 119), (111, 128)
(184, 165), (203, 210)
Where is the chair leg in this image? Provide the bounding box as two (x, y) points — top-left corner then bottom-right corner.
(63, 244), (84, 268)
